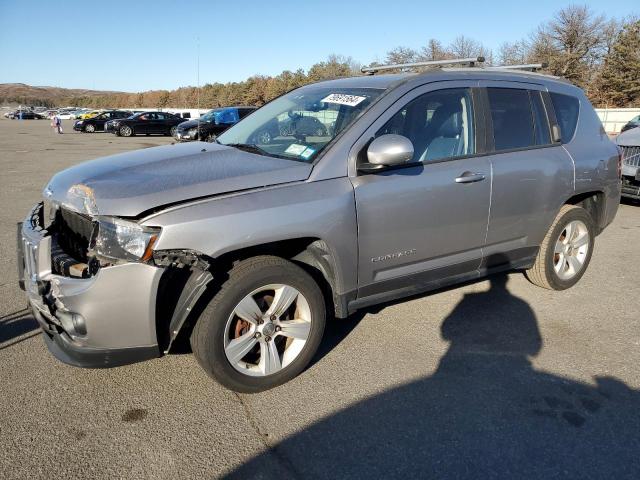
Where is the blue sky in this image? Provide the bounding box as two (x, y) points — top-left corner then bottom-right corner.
(0, 0), (637, 92)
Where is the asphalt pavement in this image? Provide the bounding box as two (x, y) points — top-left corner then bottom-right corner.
(1, 118), (639, 479)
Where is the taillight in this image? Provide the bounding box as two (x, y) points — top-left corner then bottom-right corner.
(616, 146), (623, 179)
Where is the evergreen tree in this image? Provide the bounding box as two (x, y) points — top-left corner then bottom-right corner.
(598, 20), (640, 107)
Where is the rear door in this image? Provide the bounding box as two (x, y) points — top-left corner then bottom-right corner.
(478, 81), (574, 269)
(351, 82), (492, 299)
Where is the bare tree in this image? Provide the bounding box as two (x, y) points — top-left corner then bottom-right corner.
(448, 35), (490, 60)
(530, 5), (607, 86)
(419, 39), (449, 61)
(385, 46), (419, 65)
(498, 40), (530, 66)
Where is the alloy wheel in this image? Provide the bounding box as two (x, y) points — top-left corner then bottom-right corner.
(553, 219), (590, 281)
(223, 284), (312, 377)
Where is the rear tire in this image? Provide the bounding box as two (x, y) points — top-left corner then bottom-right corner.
(191, 256), (326, 393)
(525, 205), (595, 290)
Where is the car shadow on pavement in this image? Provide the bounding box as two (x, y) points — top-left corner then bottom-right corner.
(226, 267), (640, 479)
(0, 308), (39, 348)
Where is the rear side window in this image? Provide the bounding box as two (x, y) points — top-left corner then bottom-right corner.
(487, 88), (534, 151)
(550, 93), (579, 143)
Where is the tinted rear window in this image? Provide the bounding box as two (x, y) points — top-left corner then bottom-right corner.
(550, 92), (579, 143)
(487, 88), (535, 151)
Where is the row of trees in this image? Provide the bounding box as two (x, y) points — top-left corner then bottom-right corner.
(375, 6), (639, 107)
(63, 5), (640, 109)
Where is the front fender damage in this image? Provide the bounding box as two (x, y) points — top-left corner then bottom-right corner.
(154, 250), (213, 353)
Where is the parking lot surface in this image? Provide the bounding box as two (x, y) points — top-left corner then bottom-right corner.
(1, 119), (639, 479)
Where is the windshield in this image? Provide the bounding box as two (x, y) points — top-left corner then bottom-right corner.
(217, 87), (383, 162)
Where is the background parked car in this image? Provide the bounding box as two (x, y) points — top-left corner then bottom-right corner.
(107, 111), (185, 137)
(77, 109), (103, 120)
(249, 113), (330, 145)
(621, 115), (640, 133)
(174, 106), (256, 142)
(73, 110), (132, 132)
(617, 126), (640, 201)
(278, 113), (328, 137)
(9, 110), (39, 119)
(55, 111), (78, 120)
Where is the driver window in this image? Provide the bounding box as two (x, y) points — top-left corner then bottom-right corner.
(377, 88), (475, 162)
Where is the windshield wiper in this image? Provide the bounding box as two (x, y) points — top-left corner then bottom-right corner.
(225, 143), (266, 155)
(222, 142), (302, 161)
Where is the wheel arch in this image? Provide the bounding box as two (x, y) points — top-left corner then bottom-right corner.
(562, 190), (606, 234)
(211, 237), (345, 318)
(157, 236), (347, 354)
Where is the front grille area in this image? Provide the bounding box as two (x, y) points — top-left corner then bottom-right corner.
(621, 146), (640, 167)
(54, 208), (95, 263)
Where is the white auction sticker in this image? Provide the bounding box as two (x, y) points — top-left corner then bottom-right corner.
(284, 143), (308, 155)
(321, 93), (367, 107)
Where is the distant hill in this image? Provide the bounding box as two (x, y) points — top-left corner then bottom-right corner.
(0, 83), (128, 107)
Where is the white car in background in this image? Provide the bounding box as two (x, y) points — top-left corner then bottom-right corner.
(56, 111), (79, 120)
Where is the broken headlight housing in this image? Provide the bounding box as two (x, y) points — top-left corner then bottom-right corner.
(94, 217), (160, 263)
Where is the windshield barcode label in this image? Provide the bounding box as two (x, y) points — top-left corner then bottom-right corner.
(321, 94), (366, 107)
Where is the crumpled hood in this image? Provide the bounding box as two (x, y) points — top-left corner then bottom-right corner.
(45, 142), (312, 217)
(616, 127), (640, 147)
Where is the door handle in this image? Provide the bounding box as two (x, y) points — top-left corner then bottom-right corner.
(455, 171), (486, 184)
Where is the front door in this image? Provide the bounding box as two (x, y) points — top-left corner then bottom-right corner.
(352, 85), (491, 299)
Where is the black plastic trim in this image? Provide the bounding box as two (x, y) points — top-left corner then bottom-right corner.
(41, 327), (160, 369)
(16, 222), (25, 291)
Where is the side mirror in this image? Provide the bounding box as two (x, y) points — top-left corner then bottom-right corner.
(360, 134), (414, 172)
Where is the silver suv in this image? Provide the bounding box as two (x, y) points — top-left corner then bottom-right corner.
(18, 66), (621, 392)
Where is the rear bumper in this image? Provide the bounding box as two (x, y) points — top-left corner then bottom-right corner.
(18, 203), (163, 368)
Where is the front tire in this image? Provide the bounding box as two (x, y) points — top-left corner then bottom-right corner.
(84, 124), (95, 133)
(119, 125), (133, 137)
(191, 256), (326, 393)
(169, 126), (178, 137)
(525, 205), (595, 290)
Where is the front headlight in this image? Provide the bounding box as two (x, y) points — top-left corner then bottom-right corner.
(188, 128), (197, 136)
(94, 217), (160, 263)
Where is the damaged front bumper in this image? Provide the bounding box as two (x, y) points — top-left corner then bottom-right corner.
(17, 203), (163, 368)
